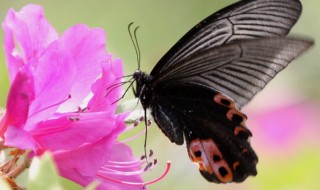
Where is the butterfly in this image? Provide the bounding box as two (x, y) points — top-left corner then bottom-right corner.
(130, 0), (313, 183)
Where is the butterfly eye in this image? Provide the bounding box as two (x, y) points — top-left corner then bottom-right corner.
(133, 70), (142, 80)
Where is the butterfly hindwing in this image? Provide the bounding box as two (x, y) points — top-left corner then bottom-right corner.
(151, 84), (258, 183)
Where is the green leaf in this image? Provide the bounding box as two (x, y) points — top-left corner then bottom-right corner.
(0, 178), (12, 190)
(27, 152), (63, 190)
(85, 181), (99, 190)
(59, 176), (83, 190)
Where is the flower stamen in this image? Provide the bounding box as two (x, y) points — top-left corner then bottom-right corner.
(105, 156), (151, 169)
(28, 94), (71, 118)
(98, 161), (171, 187)
(99, 168), (145, 176)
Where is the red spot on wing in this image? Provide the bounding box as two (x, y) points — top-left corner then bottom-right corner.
(233, 161), (240, 170)
(188, 138), (233, 183)
(213, 93), (248, 127)
(226, 109), (247, 126)
(234, 126), (247, 135)
(213, 93), (235, 108)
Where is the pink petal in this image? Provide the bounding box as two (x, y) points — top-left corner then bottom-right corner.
(57, 24), (109, 112)
(109, 58), (124, 80)
(4, 125), (39, 151)
(88, 57), (124, 112)
(51, 113), (128, 188)
(2, 22), (24, 83)
(31, 112), (118, 151)
(2, 4), (58, 81)
(26, 47), (76, 129)
(0, 68), (34, 137)
(53, 135), (117, 187)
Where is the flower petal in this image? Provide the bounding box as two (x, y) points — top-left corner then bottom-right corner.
(88, 57), (124, 112)
(2, 21), (24, 83)
(4, 125), (39, 150)
(2, 4), (58, 81)
(26, 48), (76, 129)
(53, 135), (116, 187)
(0, 68), (34, 137)
(31, 112), (118, 151)
(57, 24), (109, 112)
(50, 113), (128, 187)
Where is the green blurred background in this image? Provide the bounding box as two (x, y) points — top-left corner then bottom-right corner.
(0, 0), (319, 190)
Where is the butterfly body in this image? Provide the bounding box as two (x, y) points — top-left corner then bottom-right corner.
(132, 0), (313, 184)
(133, 71), (153, 109)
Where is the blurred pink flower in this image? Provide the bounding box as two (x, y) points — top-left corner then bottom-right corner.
(247, 102), (318, 156)
(0, 4), (146, 189)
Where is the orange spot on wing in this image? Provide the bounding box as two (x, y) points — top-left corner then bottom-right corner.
(226, 109), (247, 126)
(233, 161), (240, 170)
(234, 126), (247, 136)
(188, 138), (233, 183)
(213, 93), (235, 108)
(198, 163), (205, 171)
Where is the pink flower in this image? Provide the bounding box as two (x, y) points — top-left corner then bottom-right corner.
(247, 101), (318, 156)
(0, 4), (147, 189)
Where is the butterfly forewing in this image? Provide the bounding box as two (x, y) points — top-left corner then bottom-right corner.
(151, 0), (302, 77)
(153, 37), (313, 108)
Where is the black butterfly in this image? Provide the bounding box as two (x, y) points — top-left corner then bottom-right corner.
(130, 0), (313, 183)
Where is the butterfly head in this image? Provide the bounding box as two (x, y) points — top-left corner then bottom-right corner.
(133, 69), (143, 81)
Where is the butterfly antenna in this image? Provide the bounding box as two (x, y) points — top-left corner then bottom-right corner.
(128, 22), (141, 70)
(106, 79), (133, 91)
(111, 79), (136, 105)
(116, 74), (134, 80)
(106, 79), (134, 97)
(133, 26), (141, 70)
